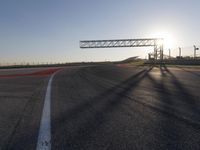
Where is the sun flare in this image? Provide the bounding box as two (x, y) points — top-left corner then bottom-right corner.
(151, 30), (175, 49)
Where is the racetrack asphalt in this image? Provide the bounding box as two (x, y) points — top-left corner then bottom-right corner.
(0, 64), (200, 150)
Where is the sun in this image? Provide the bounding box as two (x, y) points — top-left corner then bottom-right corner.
(151, 30), (175, 49)
(156, 39), (164, 46)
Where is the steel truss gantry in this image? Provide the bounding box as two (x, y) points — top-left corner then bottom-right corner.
(80, 38), (164, 60)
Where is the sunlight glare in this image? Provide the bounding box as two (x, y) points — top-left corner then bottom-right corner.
(151, 30), (175, 49)
(156, 39), (164, 46)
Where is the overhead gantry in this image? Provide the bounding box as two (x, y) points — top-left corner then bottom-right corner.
(80, 38), (164, 60)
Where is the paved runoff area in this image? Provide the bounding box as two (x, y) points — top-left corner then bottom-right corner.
(0, 64), (200, 150)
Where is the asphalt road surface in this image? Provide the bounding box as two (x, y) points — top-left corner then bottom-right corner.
(0, 64), (200, 150)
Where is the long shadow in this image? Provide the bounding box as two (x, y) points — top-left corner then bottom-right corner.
(162, 65), (200, 148)
(139, 65), (200, 121)
(52, 65), (200, 149)
(175, 65), (200, 77)
(145, 66), (183, 149)
(81, 64), (144, 84)
(163, 65), (199, 106)
(146, 67), (172, 106)
(55, 66), (153, 122)
(52, 66), (153, 148)
(160, 65), (200, 118)
(140, 64), (200, 149)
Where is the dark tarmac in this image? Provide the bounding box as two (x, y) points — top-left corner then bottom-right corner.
(0, 64), (200, 150)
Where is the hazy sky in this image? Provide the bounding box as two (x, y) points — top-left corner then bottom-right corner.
(0, 0), (200, 64)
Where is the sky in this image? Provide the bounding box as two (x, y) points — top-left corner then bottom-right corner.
(0, 0), (200, 64)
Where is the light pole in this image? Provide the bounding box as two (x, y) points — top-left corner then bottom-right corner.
(169, 49), (171, 59)
(179, 47), (181, 57)
(194, 45), (199, 59)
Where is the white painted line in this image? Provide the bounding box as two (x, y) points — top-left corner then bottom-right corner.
(36, 73), (56, 150)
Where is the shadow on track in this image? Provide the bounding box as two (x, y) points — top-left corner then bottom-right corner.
(147, 65), (200, 121)
(162, 65), (199, 107)
(143, 64), (200, 149)
(52, 64), (200, 149)
(175, 66), (200, 77)
(52, 66), (154, 149)
(145, 65), (184, 149)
